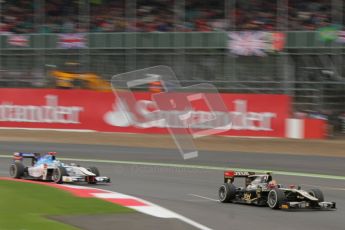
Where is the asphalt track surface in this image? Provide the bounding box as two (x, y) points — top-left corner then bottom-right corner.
(1, 141), (344, 230)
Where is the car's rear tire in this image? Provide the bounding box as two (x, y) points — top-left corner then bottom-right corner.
(267, 188), (286, 209)
(9, 162), (25, 178)
(308, 188), (324, 202)
(52, 166), (67, 184)
(219, 183), (236, 203)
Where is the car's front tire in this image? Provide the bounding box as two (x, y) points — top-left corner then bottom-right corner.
(88, 167), (100, 176)
(52, 166), (67, 184)
(9, 162), (24, 178)
(219, 183), (236, 203)
(267, 188), (286, 209)
(88, 167), (100, 184)
(308, 188), (324, 202)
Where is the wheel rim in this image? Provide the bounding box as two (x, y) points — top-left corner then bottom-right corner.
(9, 165), (16, 177)
(268, 191), (277, 207)
(52, 169), (60, 182)
(219, 186), (226, 201)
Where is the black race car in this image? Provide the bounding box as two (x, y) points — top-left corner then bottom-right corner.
(218, 170), (336, 210)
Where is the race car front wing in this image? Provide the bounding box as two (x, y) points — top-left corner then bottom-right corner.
(62, 176), (111, 183)
(280, 201), (336, 210)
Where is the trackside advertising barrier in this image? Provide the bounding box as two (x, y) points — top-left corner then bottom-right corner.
(285, 118), (327, 139)
(0, 88), (292, 137)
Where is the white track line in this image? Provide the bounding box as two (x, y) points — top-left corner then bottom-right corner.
(0, 127), (95, 132)
(92, 192), (134, 199)
(60, 184), (213, 230)
(189, 194), (219, 202)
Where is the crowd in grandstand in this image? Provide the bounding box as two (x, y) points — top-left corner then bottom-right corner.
(0, 0), (341, 33)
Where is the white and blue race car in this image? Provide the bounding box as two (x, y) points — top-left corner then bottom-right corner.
(9, 152), (110, 184)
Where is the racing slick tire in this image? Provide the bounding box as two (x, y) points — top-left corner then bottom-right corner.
(88, 167), (100, 176)
(308, 188), (324, 202)
(219, 183), (236, 203)
(267, 188), (286, 209)
(88, 167), (100, 184)
(9, 162), (25, 179)
(52, 166), (68, 184)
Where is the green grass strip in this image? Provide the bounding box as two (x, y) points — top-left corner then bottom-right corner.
(0, 180), (133, 230)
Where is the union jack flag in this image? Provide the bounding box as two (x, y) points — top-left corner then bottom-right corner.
(228, 32), (269, 56)
(7, 35), (29, 47)
(58, 33), (87, 49)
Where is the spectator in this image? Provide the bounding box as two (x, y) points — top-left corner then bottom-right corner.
(0, 0), (341, 33)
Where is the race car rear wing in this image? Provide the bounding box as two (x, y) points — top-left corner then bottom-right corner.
(224, 170), (255, 183)
(13, 152), (40, 165)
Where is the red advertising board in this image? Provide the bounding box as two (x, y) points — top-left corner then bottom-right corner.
(0, 89), (291, 137)
(304, 119), (327, 139)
